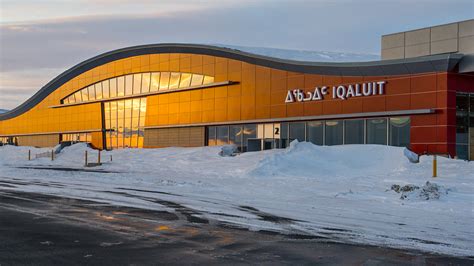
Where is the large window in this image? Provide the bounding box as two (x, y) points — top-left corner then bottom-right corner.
(325, 120), (343, 145)
(344, 119), (364, 144)
(389, 117), (410, 147)
(216, 126), (229, 146)
(104, 97), (147, 149)
(242, 124), (257, 152)
(62, 72), (215, 105)
(289, 122), (305, 142)
(205, 116), (411, 152)
(279, 122), (289, 148)
(206, 124), (257, 152)
(207, 126), (217, 146)
(306, 121), (323, 145)
(62, 133), (92, 143)
(229, 125), (243, 150)
(95, 83), (103, 100)
(367, 118), (387, 145)
(456, 94), (471, 160)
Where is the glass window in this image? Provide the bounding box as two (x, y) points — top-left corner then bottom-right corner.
(389, 117), (410, 147)
(179, 73), (192, 88)
(456, 116), (469, 144)
(456, 144), (468, 160)
(61, 72), (217, 104)
(203, 76), (214, 84)
(344, 119), (364, 144)
(117, 76), (125, 97)
(159, 72), (170, 91)
(264, 123), (274, 139)
(125, 74), (133, 95)
(124, 117), (131, 148)
(456, 94), (470, 146)
(109, 78), (117, 98)
(117, 100), (125, 118)
(469, 95), (474, 126)
(289, 122), (305, 142)
(207, 126), (216, 146)
(132, 98), (140, 118)
(141, 73), (151, 93)
(242, 124), (257, 152)
(229, 125), (243, 151)
(102, 80), (110, 99)
(191, 74), (204, 86)
(456, 94), (469, 113)
(95, 83), (103, 100)
(68, 94), (76, 104)
(88, 85), (96, 101)
(216, 126), (229, 145)
(150, 72), (160, 92)
(138, 99), (146, 128)
(125, 99), (132, 118)
(325, 120), (343, 145)
(169, 72), (181, 90)
(306, 121), (324, 145)
(133, 74), (142, 95)
(81, 88), (89, 101)
(110, 101), (117, 126)
(74, 91), (82, 102)
(279, 122), (289, 148)
(366, 118), (387, 145)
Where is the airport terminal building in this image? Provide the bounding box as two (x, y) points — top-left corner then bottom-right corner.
(1, 20), (473, 159)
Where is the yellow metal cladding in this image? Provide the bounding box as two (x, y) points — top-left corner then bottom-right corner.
(0, 53), (307, 144)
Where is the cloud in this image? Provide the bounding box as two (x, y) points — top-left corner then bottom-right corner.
(0, 68), (65, 109)
(1, 0), (473, 109)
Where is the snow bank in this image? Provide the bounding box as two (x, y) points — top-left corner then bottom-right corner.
(250, 140), (407, 178)
(0, 142), (473, 256)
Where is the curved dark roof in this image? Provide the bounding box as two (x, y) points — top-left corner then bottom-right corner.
(0, 43), (464, 121)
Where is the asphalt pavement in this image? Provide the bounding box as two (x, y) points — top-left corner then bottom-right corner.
(0, 189), (472, 265)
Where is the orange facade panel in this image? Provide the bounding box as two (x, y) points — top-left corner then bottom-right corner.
(0, 48), (466, 158)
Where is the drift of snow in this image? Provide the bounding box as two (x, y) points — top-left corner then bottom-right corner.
(0, 142), (473, 257)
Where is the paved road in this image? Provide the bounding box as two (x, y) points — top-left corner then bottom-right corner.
(0, 190), (472, 265)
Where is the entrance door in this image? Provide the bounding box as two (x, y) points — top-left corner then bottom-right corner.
(247, 139), (262, 152)
(263, 139), (274, 150)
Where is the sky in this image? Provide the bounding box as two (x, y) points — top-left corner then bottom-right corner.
(0, 0), (473, 110)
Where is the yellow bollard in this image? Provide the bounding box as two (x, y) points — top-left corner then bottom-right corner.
(432, 155), (437, 178)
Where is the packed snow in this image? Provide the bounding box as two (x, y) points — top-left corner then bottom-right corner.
(212, 44), (380, 62)
(0, 142), (473, 257)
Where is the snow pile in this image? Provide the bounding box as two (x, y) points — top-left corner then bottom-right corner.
(219, 145), (238, 157)
(0, 142), (473, 256)
(403, 148), (419, 163)
(251, 140), (406, 178)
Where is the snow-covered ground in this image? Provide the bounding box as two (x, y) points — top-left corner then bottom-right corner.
(0, 142), (472, 256)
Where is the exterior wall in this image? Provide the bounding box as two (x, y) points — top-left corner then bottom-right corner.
(90, 132), (104, 150)
(144, 126), (204, 148)
(382, 19), (474, 60)
(17, 134), (59, 148)
(0, 52), (463, 156)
